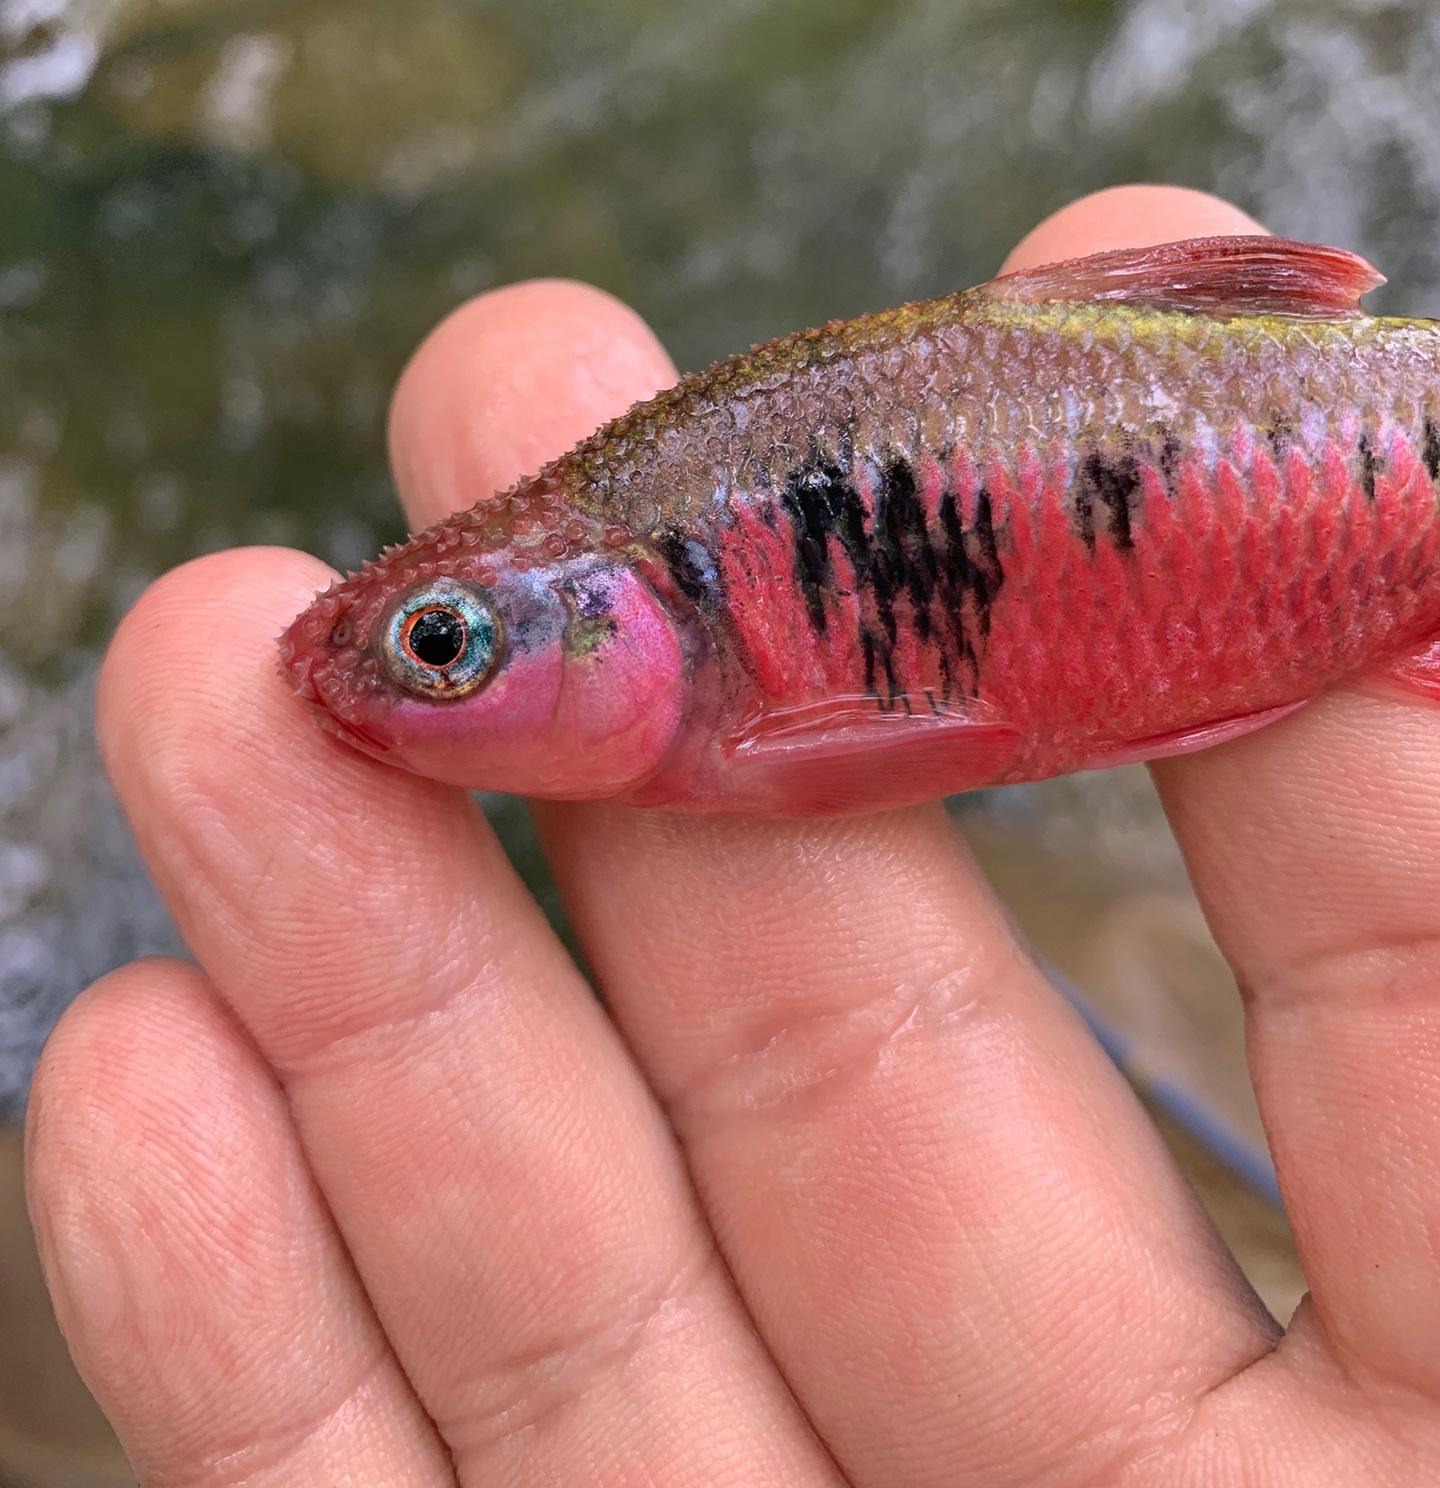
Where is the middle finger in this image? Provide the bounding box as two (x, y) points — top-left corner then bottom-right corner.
(542, 801), (1270, 1488)
(390, 276), (1281, 1488)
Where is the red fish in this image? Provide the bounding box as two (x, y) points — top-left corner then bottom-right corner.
(280, 236), (1440, 815)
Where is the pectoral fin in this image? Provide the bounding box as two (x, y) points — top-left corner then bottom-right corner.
(725, 698), (1022, 815)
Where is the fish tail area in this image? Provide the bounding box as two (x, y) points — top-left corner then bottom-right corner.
(1080, 700), (1312, 772)
(1365, 636), (1440, 705)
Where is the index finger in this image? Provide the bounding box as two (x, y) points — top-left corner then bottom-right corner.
(81, 299), (843, 1482)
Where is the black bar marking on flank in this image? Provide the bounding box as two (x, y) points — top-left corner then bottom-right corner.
(654, 527), (717, 604)
(1077, 447), (1140, 552)
(1157, 428), (1183, 495)
(935, 490), (978, 690)
(1266, 414), (1294, 462)
(1358, 431), (1378, 504)
(971, 487), (1002, 620)
(872, 458), (938, 646)
(781, 452), (870, 634)
(934, 482), (1002, 691)
(776, 444), (1007, 706)
(1424, 416), (1440, 483)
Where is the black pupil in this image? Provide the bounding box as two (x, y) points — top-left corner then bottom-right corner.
(407, 609), (466, 668)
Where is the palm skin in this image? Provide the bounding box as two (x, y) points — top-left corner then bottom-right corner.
(23, 186), (1440, 1486)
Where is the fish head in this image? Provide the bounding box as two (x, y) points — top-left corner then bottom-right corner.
(280, 545), (687, 799)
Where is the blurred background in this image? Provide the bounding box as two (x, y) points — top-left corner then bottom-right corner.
(4, 0), (1440, 1480)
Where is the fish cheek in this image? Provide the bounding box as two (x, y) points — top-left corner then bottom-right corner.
(381, 642), (566, 792)
(348, 566), (686, 797)
(553, 565), (686, 785)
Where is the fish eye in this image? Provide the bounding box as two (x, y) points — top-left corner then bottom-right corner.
(380, 580), (502, 699)
(407, 608), (466, 666)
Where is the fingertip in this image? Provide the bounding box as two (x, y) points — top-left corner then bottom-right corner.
(388, 278), (678, 530)
(97, 545), (338, 780)
(28, 955), (216, 1117)
(102, 545), (336, 690)
(25, 957), (228, 1261)
(23, 953), (445, 1488)
(1001, 184), (1268, 274)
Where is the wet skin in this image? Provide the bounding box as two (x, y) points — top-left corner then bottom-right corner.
(24, 185), (1440, 1485)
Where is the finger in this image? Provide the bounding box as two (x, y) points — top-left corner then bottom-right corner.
(1046, 186), (1440, 1429)
(388, 209), (1278, 1488)
(1029, 183), (1440, 1401)
(26, 959), (453, 1487)
(98, 549), (841, 1487)
(1157, 686), (1440, 1402)
(390, 279), (676, 530)
(533, 809), (1270, 1488)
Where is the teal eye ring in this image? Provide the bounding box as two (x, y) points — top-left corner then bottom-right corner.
(381, 580), (502, 700)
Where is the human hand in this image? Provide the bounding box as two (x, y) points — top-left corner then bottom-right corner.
(24, 185), (1440, 1485)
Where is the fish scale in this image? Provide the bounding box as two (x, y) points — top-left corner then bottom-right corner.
(281, 235), (1440, 815)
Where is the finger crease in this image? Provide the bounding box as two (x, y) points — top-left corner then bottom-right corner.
(441, 1235), (722, 1462)
(175, 1339), (437, 1488)
(1254, 930), (1440, 1017)
(670, 946), (1023, 1126)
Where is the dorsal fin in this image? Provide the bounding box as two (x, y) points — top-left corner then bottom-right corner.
(988, 235), (1383, 319)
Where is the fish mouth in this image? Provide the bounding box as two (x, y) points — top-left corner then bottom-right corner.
(278, 629), (392, 756)
(315, 707), (392, 755)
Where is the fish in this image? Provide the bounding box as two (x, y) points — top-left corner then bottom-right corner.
(280, 235), (1440, 815)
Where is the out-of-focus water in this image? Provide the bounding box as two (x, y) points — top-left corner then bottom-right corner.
(4, 0), (1440, 1119)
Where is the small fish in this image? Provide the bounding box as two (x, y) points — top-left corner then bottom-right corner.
(281, 236), (1440, 815)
